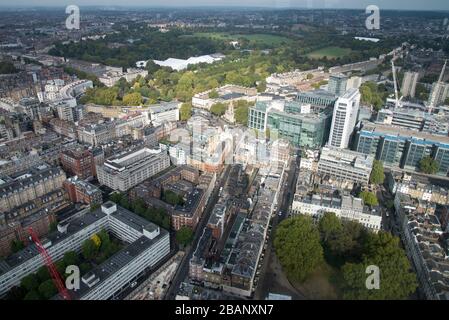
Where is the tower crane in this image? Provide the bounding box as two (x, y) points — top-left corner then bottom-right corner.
(28, 227), (71, 300)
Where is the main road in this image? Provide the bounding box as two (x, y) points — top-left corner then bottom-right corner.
(164, 165), (232, 299)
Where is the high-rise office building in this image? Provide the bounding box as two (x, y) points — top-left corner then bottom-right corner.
(401, 71), (419, 98)
(328, 88), (361, 149)
(354, 121), (449, 176)
(428, 82), (449, 108)
(428, 60), (448, 109)
(328, 73), (348, 97)
(248, 98), (333, 149)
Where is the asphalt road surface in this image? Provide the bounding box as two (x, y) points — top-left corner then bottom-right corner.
(164, 165), (232, 300)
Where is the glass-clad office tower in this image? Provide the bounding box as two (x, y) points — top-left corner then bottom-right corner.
(248, 99), (333, 149)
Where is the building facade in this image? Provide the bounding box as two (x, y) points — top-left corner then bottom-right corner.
(317, 147), (374, 185)
(328, 88), (360, 149)
(96, 147), (170, 192)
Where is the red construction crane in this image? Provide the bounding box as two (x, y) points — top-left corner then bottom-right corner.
(28, 227), (71, 300)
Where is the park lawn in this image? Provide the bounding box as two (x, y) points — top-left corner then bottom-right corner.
(307, 46), (352, 59)
(290, 262), (342, 299)
(189, 32), (293, 46)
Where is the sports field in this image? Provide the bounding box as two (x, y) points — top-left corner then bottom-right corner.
(187, 32), (293, 46)
(307, 46), (352, 59)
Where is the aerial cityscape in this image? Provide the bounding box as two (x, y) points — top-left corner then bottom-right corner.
(0, 0), (449, 308)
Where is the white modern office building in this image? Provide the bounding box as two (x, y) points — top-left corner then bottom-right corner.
(148, 101), (180, 126)
(328, 88), (360, 149)
(96, 147), (170, 192)
(317, 146), (374, 185)
(0, 202), (170, 299)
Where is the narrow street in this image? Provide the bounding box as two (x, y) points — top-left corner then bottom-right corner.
(164, 165), (232, 299)
(255, 152), (305, 299)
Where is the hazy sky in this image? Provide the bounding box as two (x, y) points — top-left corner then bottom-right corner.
(1, 0), (449, 11)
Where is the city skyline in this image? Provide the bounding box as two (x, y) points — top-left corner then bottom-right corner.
(1, 0), (449, 11)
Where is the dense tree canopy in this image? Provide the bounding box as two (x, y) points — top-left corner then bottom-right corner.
(274, 215), (324, 283)
(176, 226), (194, 247)
(11, 239), (25, 253)
(38, 280), (57, 300)
(360, 82), (388, 111)
(82, 238), (98, 261)
(63, 251), (79, 266)
(110, 193), (170, 230)
(0, 61), (18, 74)
(20, 274), (39, 292)
(370, 160), (385, 185)
(163, 190), (185, 206)
(210, 102), (228, 116)
(359, 191), (379, 207)
(180, 102), (192, 121)
(419, 156), (439, 175)
(341, 232), (417, 300)
(319, 213), (368, 267)
(123, 92), (142, 106)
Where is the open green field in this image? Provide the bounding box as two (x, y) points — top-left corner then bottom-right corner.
(185, 32), (293, 46)
(307, 46), (352, 59)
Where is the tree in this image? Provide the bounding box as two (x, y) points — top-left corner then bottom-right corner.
(36, 266), (51, 282)
(98, 229), (112, 253)
(359, 191), (379, 207)
(208, 90), (219, 98)
(306, 73), (314, 80)
(318, 212), (343, 243)
(109, 192), (123, 204)
(274, 216), (323, 283)
(38, 279), (57, 300)
(360, 82), (386, 111)
(163, 190), (184, 206)
(122, 92), (142, 106)
(419, 156), (439, 174)
(234, 100), (251, 125)
(91, 234), (102, 249)
(55, 260), (67, 276)
(49, 221), (58, 232)
(82, 238), (98, 261)
(11, 239), (25, 253)
(370, 160), (385, 185)
(119, 196), (130, 209)
(341, 232), (417, 299)
(63, 251), (79, 266)
(80, 262), (92, 275)
(257, 80), (266, 93)
(180, 102), (192, 121)
(210, 103), (227, 116)
(326, 221), (367, 266)
(20, 274), (39, 292)
(144, 60), (160, 75)
(176, 226), (194, 247)
(23, 290), (41, 300)
(5, 286), (26, 300)
(0, 61), (18, 74)
(90, 203), (100, 212)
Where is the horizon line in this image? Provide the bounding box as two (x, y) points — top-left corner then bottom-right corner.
(0, 5), (448, 12)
